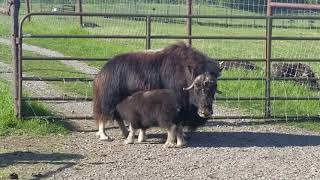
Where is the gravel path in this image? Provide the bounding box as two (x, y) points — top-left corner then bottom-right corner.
(1, 121), (320, 179)
(1, 40), (320, 179)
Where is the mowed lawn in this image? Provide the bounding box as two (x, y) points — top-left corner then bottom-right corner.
(0, 80), (68, 136)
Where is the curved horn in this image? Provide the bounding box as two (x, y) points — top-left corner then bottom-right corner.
(219, 61), (224, 66)
(183, 75), (202, 91)
(183, 80), (195, 91)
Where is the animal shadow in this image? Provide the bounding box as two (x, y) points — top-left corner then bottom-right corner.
(187, 131), (320, 148)
(0, 151), (84, 179)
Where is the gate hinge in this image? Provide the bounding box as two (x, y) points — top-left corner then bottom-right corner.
(15, 37), (21, 44)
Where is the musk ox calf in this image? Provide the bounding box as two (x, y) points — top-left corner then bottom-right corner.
(116, 89), (186, 147)
(272, 62), (319, 90)
(94, 42), (222, 141)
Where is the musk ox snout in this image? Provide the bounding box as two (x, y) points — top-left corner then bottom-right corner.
(197, 108), (213, 118)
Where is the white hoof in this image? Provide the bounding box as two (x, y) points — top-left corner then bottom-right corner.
(125, 139), (134, 144)
(176, 141), (187, 148)
(100, 135), (114, 142)
(164, 142), (176, 148)
(138, 134), (147, 143)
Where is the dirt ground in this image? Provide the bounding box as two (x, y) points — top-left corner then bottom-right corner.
(1, 119), (320, 180)
(1, 39), (320, 179)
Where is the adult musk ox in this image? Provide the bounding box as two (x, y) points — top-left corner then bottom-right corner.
(116, 89), (191, 147)
(93, 42), (222, 141)
(272, 62), (320, 90)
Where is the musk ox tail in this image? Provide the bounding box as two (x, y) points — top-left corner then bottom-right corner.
(93, 73), (108, 125)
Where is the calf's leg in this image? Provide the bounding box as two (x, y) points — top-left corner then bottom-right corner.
(176, 125), (187, 147)
(116, 119), (129, 138)
(125, 124), (136, 144)
(164, 125), (177, 148)
(138, 129), (147, 143)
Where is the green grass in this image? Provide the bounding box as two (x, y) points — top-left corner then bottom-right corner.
(0, 80), (68, 136)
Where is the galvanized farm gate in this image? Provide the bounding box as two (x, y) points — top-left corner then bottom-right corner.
(7, 0), (320, 120)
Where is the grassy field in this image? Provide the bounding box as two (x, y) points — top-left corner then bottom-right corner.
(0, 4), (319, 119)
(0, 80), (68, 136)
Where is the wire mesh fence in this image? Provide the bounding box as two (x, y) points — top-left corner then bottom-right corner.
(0, 0), (320, 120)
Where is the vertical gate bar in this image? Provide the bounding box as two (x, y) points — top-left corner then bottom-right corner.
(146, 16), (151, 49)
(76, 0), (83, 26)
(10, 0), (21, 119)
(186, 0), (192, 46)
(267, 0), (272, 17)
(265, 16), (273, 119)
(24, 0), (31, 21)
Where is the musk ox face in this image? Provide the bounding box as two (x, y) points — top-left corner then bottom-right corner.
(183, 72), (219, 118)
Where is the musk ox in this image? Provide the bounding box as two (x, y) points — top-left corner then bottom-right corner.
(220, 60), (257, 70)
(272, 62), (320, 90)
(116, 89), (188, 147)
(93, 42), (222, 141)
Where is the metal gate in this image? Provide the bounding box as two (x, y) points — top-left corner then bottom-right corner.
(15, 12), (320, 120)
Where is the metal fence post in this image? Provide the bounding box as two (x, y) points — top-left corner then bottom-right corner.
(76, 0), (83, 26)
(146, 16), (151, 49)
(265, 17), (272, 119)
(24, 0), (30, 21)
(186, 0), (192, 46)
(10, 0), (21, 119)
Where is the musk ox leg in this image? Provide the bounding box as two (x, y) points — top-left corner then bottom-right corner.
(115, 119), (129, 138)
(138, 129), (147, 143)
(125, 124), (136, 144)
(176, 125), (187, 147)
(96, 121), (113, 141)
(164, 125), (177, 148)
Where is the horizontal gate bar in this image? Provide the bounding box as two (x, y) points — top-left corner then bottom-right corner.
(22, 77), (268, 81)
(21, 12), (320, 20)
(22, 34), (146, 39)
(271, 58), (320, 62)
(22, 12), (268, 19)
(217, 58), (266, 62)
(272, 36), (320, 41)
(22, 96), (320, 101)
(23, 115), (320, 121)
(22, 56), (108, 61)
(22, 34), (267, 40)
(212, 115), (320, 120)
(22, 76), (320, 82)
(151, 35), (266, 40)
(22, 57), (267, 62)
(270, 2), (320, 10)
(23, 34), (320, 41)
(21, 57), (320, 62)
(272, 77), (320, 81)
(219, 77), (265, 80)
(22, 97), (92, 101)
(22, 77), (94, 81)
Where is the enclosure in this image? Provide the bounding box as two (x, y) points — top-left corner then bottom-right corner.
(1, 0), (320, 121)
